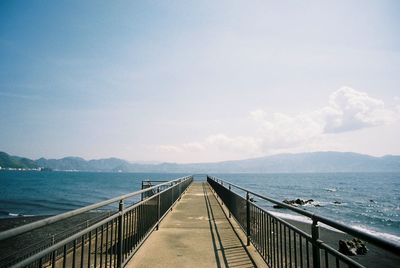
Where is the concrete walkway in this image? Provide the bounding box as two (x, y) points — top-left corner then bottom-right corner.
(126, 182), (267, 268)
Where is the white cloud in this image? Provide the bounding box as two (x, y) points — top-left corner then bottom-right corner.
(157, 145), (184, 153)
(156, 87), (398, 156)
(205, 134), (261, 153)
(322, 87), (396, 133)
(182, 142), (206, 151)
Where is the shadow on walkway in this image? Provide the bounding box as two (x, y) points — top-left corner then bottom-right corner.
(202, 183), (257, 268)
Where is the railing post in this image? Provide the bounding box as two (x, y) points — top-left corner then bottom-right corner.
(220, 181), (224, 206)
(228, 185), (231, 218)
(246, 192), (251, 246)
(156, 187), (161, 230)
(171, 184), (174, 211)
(312, 218), (321, 268)
(141, 181), (144, 201)
(117, 200), (124, 268)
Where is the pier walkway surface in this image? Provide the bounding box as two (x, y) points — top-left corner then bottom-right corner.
(126, 182), (267, 268)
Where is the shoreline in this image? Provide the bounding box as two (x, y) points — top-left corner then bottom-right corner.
(0, 213), (110, 266)
(283, 218), (400, 267)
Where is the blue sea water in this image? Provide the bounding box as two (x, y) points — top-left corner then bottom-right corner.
(213, 172), (400, 242)
(0, 171), (399, 242)
(0, 171), (187, 216)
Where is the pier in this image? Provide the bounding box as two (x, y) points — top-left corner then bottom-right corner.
(0, 175), (399, 268)
(126, 182), (265, 268)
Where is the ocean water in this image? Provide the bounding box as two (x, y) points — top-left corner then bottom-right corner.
(212, 172), (400, 243)
(0, 171), (399, 242)
(0, 171), (187, 216)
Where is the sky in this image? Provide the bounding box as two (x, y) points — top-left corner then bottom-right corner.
(0, 1), (399, 163)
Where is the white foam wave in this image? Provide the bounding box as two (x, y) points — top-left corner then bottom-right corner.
(268, 211), (400, 242)
(351, 225), (400, 243)
(324, 188), (337, 192)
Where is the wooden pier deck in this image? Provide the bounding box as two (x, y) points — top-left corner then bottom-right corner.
(126, 182), (267, 268)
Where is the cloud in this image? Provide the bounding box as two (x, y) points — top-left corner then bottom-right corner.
(156, 87), (398, 156)
(157, 145), (184, 153)
(322, 87), (396, 133)
(205, 134), (261, 153)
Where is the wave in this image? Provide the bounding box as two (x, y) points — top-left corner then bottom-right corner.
(268, 210), (400, 243)
(0, 210), (35, 218)
(351, 225), (400, 243)
(324, 188), (337, 192)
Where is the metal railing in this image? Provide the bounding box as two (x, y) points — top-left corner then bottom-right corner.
(141, 180), (169, 200)
(207, 176), (400, 268)
(0, 175), (193, 268)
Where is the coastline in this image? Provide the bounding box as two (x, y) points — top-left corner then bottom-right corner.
(284, 219), (400, 268)
(0, 213), (110, 266)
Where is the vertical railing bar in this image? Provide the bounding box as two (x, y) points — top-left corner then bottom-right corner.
(263, 211), (266, 260)
(80, 235), (84, 268)
(257, 207), (260, 250)
(269, 214), (272, 264)
(280, 222), (283, 267)
(100, 224), (104, 268)
(104, 220), (112, 267)
(63, 244), (67, 268)
(289, 228), (292, 268)
(131, 209), (135, 253)
(72, 239), (76, 268)
(325, 250), (329, 268)
(285, 225), (288, 268)
(228, 185), (232, 218)
(275, 218), (278, 268)
(246, 192), (251, 246)
(117, 200), (124, 268)
(294, 232), (297, 268)
(51, 250), (56, 268)
(88, 231), (92, 268)
(114, 218), (118, 268)
(134, 207), (138, 248)
(157, 187), (161, 230)
(306, 240), (310, 268)
(312, 218), (321, 268)
(94, 228), (98, 268)
(300, 235), (303, 268)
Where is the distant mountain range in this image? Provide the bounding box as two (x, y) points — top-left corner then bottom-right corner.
(1, 151), (400, 173)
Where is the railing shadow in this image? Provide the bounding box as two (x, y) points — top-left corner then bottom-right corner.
(202, 183), (258, 268)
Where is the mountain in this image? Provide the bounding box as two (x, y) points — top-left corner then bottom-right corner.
(176, 152), (400, 173)
(1, 151), (400, 173)
(35, 157), (131, 172)
(0, 152), (38, 169)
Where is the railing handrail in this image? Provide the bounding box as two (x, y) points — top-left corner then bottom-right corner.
(0, 175), (192, 241)
(208, 175), (400, 255)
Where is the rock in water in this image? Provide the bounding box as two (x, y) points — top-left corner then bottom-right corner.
(338, 238), (368, 256)
(282, 198), (316, 207)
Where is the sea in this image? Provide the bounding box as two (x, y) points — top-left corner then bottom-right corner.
(0, 171), (399, 243)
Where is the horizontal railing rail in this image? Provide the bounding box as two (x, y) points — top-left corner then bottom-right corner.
(207, 175), (400, 268)
(0, 175), (193, 268)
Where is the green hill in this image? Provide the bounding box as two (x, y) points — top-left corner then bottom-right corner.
(0, 152), (38, 169)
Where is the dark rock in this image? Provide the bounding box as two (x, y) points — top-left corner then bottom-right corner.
(338, 238), (368, 256)
(333, 201), (341, 204)
(283, 198), (316, 207)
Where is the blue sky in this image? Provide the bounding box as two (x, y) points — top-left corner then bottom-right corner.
(1, 1), (399, 163)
